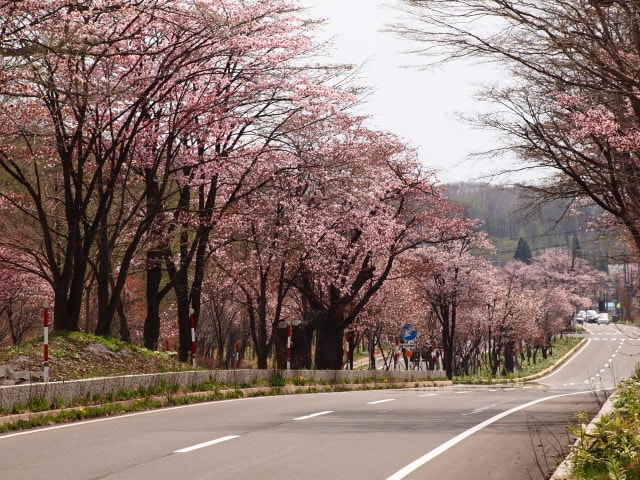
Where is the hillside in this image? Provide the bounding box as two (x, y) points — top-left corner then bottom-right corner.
(0, 331), (183, 384)
(444, 182), (619, 266)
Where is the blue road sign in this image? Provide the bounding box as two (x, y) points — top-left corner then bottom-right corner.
(399, 323), (417, 342)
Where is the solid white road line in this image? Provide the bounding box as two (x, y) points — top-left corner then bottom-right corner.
(385, 390), (591, 480)
(174, 435), (239, 453)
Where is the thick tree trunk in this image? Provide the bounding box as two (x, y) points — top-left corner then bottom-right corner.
(53, 281), (82, 332)
(256, 344), (269, 369)
(436, 303), (456, 380)
(175, 273), (192, 363)
(275, 326), (287, 370)
(503, 341), (516, 374)
(117, 300), (131, 343)
(292, 326), (313, 369)
(143, 172), (165, 350)
(95, 227), (113, 336)
(275, 324), (313, 369)
(314, 314), (344, 370)
(143, 250), (163, 350)
(246, 296), (270, 369)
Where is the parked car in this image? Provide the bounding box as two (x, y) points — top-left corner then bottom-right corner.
(574, 310), (586, 324)
(597, 312), (610, 325)
(586, 309), (598, 323)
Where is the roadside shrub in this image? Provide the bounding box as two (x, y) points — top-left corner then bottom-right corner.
(11, 396), (50, 414)
(268, 372), (286, 387)
(571, 375), (640, 480)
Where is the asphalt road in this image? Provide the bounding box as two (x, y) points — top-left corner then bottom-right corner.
(1, 323), (638, 480)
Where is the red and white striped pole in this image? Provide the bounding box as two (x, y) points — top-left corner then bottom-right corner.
(286, 323), (292, 370)
(189, 308), (197, 368)
(43, 302), (49, 383)
(234, 341), (239, 368)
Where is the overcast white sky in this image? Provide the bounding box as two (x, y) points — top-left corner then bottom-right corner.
(298, 0), (509, 184)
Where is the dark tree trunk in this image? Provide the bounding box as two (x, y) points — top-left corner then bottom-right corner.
(143, 249), (163, 350)
(54, 282), (82, 332)
(314, 313), (344, 370)
(95, 226), (113, 336)
(143, 171), (166, 350)
(116, 299), (131, 343)
(292, 325), (313, 369)
(275, 323), (313, 369)
(245, 295), (270, 369)
(436, 303), (456, 380)
(173, 269), (192, 362)
(503, 342), (516, 374)
(275, 325), (287, 370)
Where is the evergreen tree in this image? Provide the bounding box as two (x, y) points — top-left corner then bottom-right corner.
(514, 237), (532, 264)
(571, 235), (582, 270)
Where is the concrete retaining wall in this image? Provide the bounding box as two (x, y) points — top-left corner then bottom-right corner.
(0, 368), (446, 411)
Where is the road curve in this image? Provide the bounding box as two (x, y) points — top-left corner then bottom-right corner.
(1, 324), (638, 480)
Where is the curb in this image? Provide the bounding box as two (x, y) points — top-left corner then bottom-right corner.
(487, 336), (588, 385)
(549, 394), (616, 479)
(0, 379), (453, 428)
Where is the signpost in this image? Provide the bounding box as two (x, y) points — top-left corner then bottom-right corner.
(399, 323), (417, 369)
(399, 323), (417, 342)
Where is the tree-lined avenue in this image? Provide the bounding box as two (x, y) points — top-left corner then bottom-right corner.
(1, 324), (638, 480)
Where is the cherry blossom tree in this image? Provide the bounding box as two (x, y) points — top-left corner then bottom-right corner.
(0, 0), (237, 333)
(0, 0), (352, 362)
(208, 168), (306, 369)
(510, 247), (608, 342)
(135, 1), (359, 360)
(284, 117), (475, 369)
(0, 260), (50, 345)
(194, 271), (247, 368)
(483, 265), (542, 375)
(0, 205), (53, 344)
(351, 276), (434, 370)
(453, 305), (490, 376)
(406, 232), (494, 379)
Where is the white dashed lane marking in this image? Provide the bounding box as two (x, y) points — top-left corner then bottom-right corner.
(367, 399), (395, 405)
(293, 411), (334, 421)
(174, 435), (239, 453)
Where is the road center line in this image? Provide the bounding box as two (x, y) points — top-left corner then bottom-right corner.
(385, 390), (591, 480)
(367, 399), (395, 405)
(174, 435), (239, 453)
(293, 411), (334, 421)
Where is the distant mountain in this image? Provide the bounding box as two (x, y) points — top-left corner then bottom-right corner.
(444, 182), (616, 267)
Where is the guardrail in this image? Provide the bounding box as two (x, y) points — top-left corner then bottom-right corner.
(0, 368), (446, 411)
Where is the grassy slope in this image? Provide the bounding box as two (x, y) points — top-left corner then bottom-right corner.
(0, 331), (184, 382)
